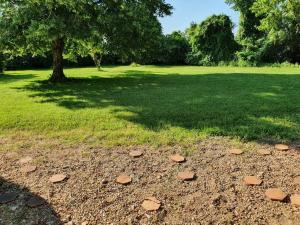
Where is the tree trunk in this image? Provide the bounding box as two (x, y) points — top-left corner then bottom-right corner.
(93, 53), (103, 71)
(49, 38), (66, 82)
(0, 53), (4, 73)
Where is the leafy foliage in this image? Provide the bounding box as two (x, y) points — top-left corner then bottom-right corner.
(159, 31), (189, 65)
(187, 15), (238, 65)
(252, 0), (300, 63)
(0, 0), (172, 81)
(226, 0), (263, 40)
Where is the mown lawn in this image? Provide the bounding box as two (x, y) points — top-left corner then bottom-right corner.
(1, 66), (300, 147)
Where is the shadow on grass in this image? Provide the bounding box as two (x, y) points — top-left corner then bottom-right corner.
(0, 73), (37, 84)
(18, 70), (300, 142)
(0, 177), (61, 224)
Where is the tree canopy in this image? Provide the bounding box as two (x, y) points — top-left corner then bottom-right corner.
(252, 0), (300, 63)
(187, 15), (238, 65)
(1, 0), (299, 71)
(226, 0), (263, 40)
(0, 0), (172, 81)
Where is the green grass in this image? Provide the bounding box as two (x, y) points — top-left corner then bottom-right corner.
(1, 66), (300, 147)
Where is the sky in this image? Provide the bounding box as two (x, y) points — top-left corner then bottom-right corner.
(159, 0), (240, 34)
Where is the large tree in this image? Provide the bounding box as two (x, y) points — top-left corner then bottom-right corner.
(160, 31), (190, 65)
(252, 0), (300, 63)
(0, 0), (172, 82)
(226, 0), (263, 40)
(74, 0), (167, 69)
(186, 15), (238, 65)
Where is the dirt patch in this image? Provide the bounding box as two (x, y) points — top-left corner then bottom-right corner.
(1, 138), (300, 224)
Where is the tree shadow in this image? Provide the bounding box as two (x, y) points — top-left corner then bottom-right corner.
(0, 74), (37, 84)
(0, 177), (61, 225)
(18, 70), (300, 141)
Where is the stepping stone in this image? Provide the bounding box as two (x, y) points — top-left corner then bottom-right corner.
(244, 176), (263, 186)
(18, 156), (33, 164)
(257, 149), (271, 156)
(229, 149), (243, 155)
(290, 194), (300, 207)
(26, 196), (45, 208)
(294, 176), (300, 185)
(265, 188), (287, 201)
(6, 152), (18, 158)
(178, 171), (195, 181)
(142, 197), (161, 211)
(0, 193), (18, 204)
(49, 174), (67, 183)
(129, 150), (143, 158)
(170, 154), (186, 163)
(275, 144), (290, 151)
(116, 175), (132, 185)
(20, 165), (37, 173)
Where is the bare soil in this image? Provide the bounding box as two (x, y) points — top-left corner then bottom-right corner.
(1, 138), (300, 225)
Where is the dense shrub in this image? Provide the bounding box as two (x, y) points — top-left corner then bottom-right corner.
(187, 15), (238, 65)
(160, 31), (190, 65)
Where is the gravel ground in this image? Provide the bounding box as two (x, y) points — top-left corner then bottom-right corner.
(0, 138), (300, 225)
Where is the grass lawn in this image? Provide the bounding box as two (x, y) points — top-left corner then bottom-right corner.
(1, 66), (300, 148)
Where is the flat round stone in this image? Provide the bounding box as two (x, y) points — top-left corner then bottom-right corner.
(257, 149), (271, 156)
(26, 196), (45, 208)
(290, 194), (300, 207)
(294, 176), (300, 185)
(0, 193), (18, 204)
(275, 144), (290, 151)
(129, 150), (143, 158)
(229, 149), (243, 155)
(170, 154), (186, 163)
(244, 176), (263, 186)
(6, 152), (18, 158)
(20, 165), (37, 173)
(265, 188), (287, 201)
(18, 156), (33, 164)
(142, 197), (161, 211)
(116, 175), (132, 185)
(49, 174), (67, 183)
(178, 171), (195, 181)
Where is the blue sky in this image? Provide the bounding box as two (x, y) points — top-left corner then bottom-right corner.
(159, 0), (240, 34)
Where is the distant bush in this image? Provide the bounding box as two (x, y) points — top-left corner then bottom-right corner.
(130, 62), (141, 67)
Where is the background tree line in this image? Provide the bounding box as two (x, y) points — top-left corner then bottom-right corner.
(0, 0), (299, 78)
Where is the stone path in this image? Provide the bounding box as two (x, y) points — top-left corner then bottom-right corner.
(0, 139), (300, 224)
